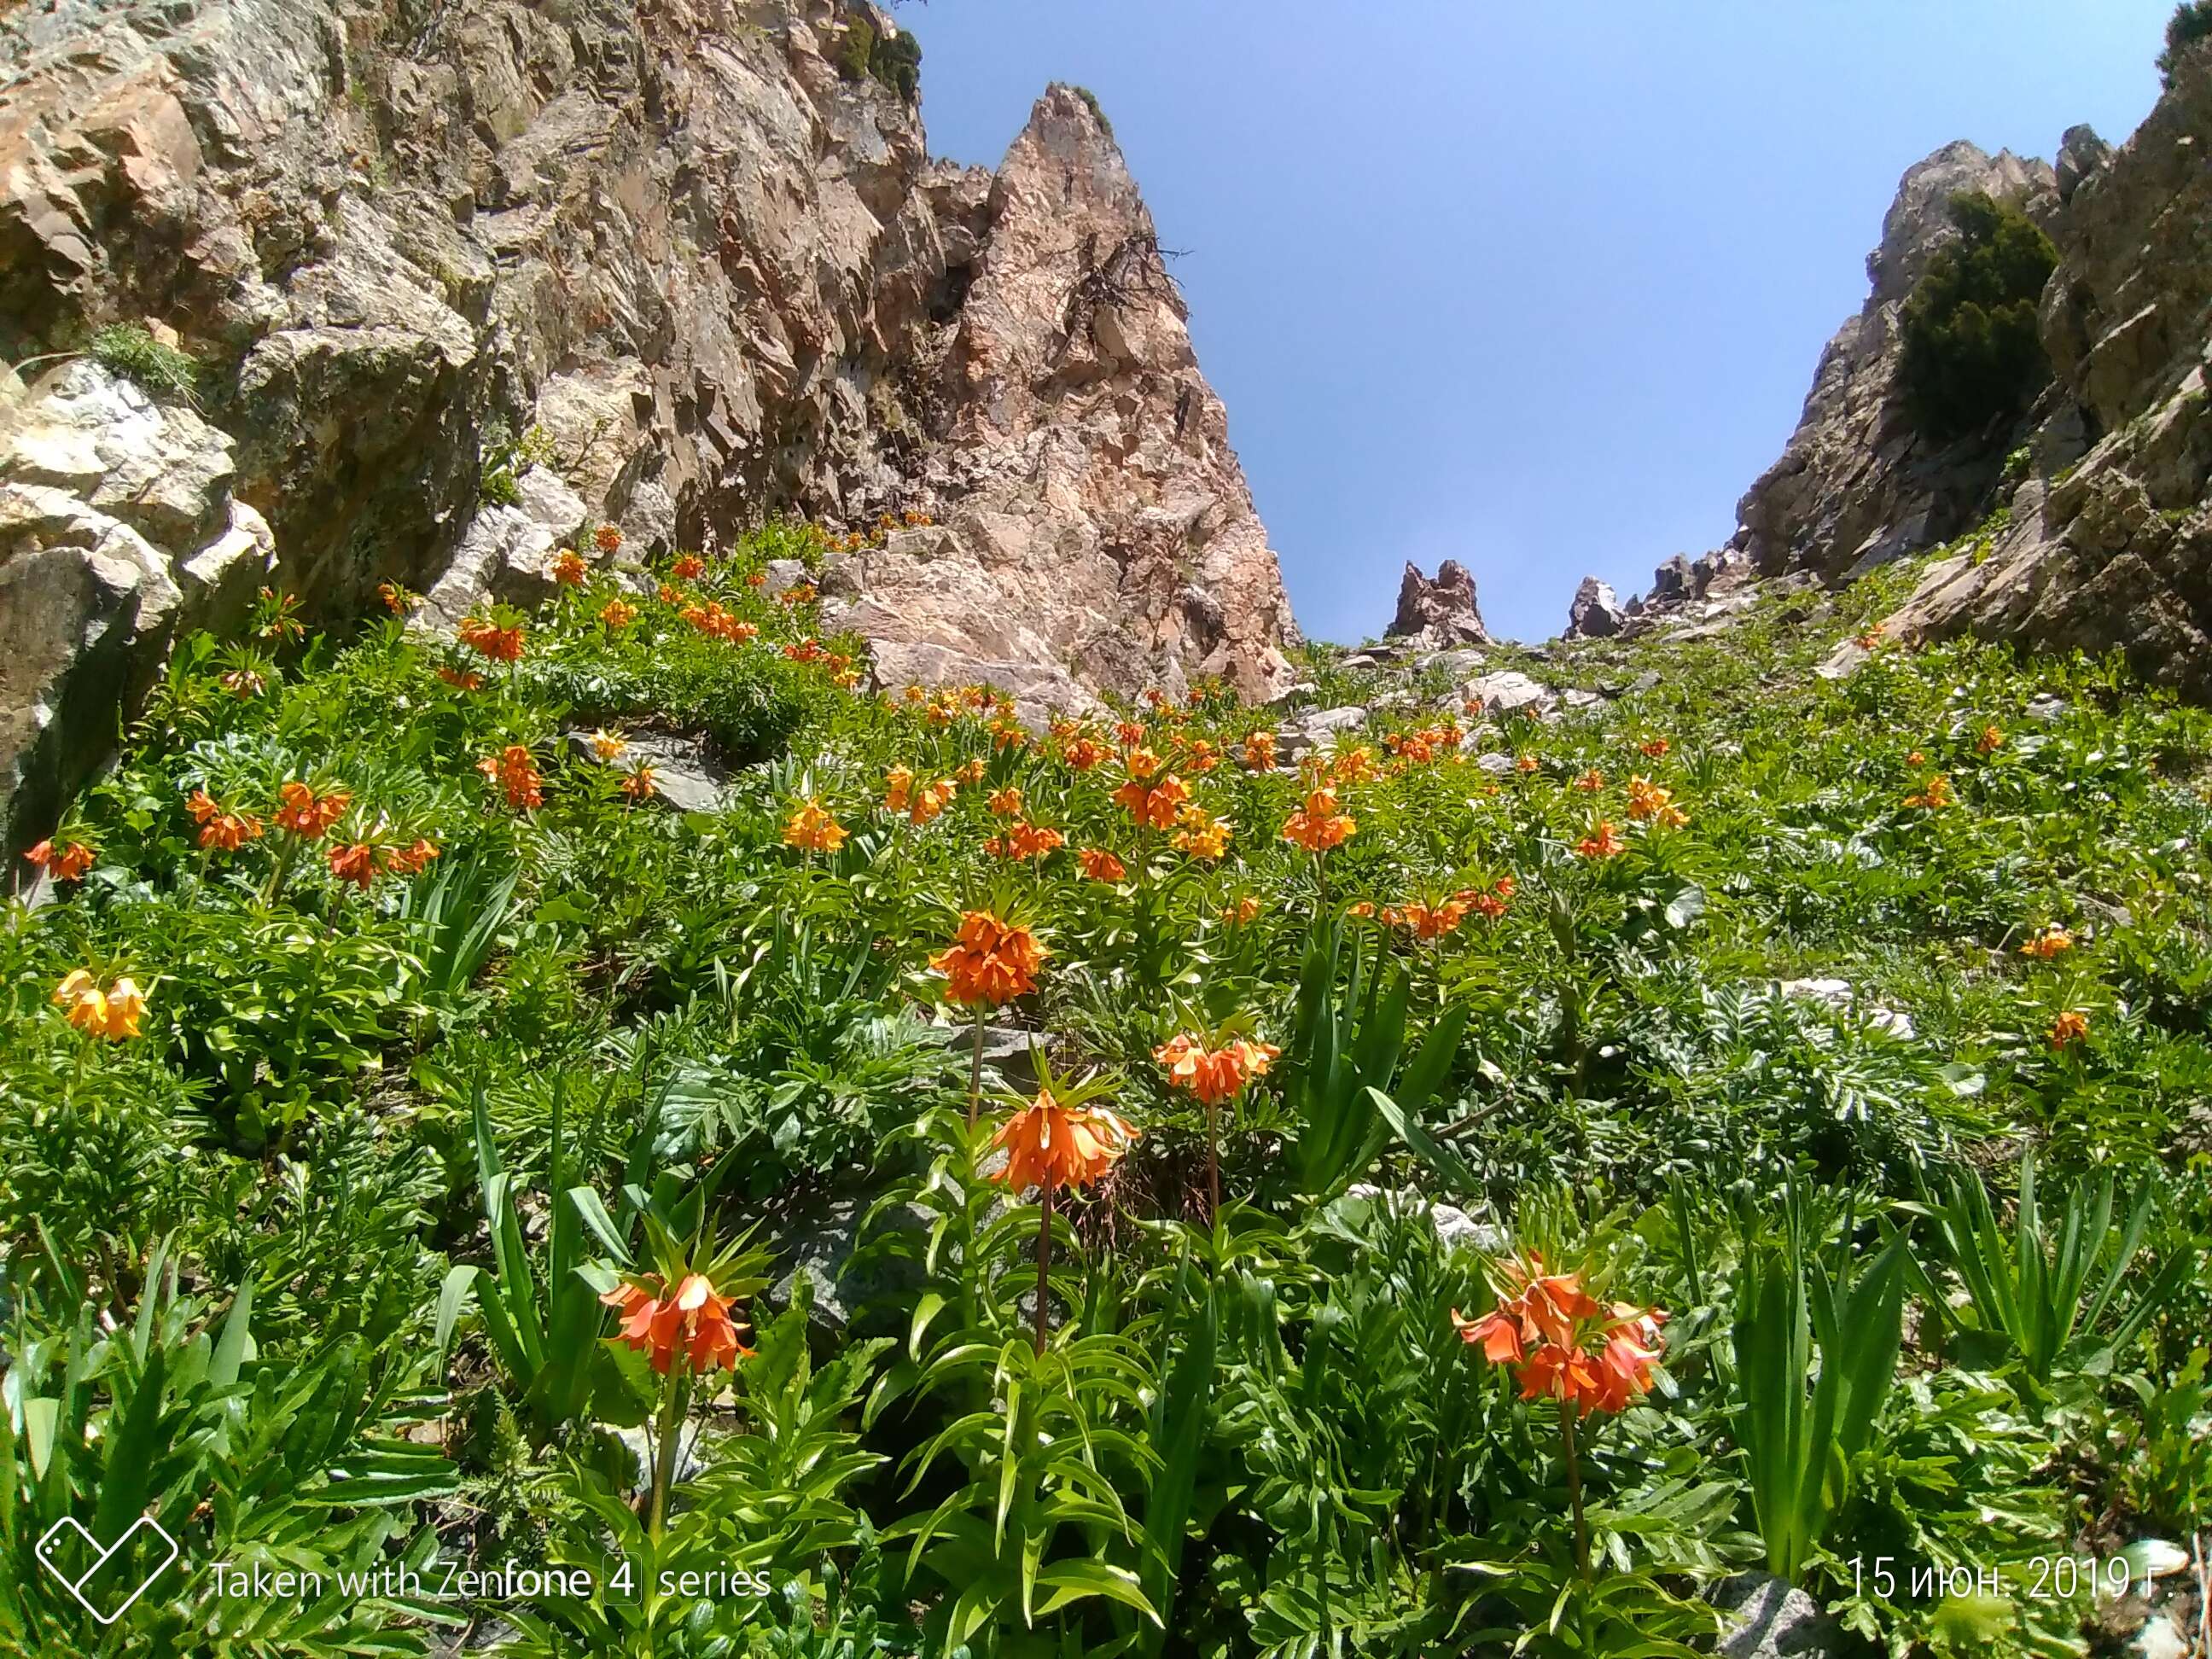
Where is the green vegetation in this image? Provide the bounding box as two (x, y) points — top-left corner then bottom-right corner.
(1899, 191), (2059, 442)
(3, 524), (2208, 1654)
(478, 420), (556, 507)
(2159, 0), (2212, 84)
(87, 323), (200, 402)
(1073, 84), (1115, 140)
(833, 13), (922, 102)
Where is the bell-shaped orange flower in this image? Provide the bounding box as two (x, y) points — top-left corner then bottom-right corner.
(600, 1272), (748, 1376)
(989, 1087), (1139, 1193)
(931, 911), (1045, 1007)
(1574, 820), (1626, 859)
(783, 798), (847, 853)
(25, 838), (95, 882)
(53, 969), (147, 1040)
(1282, 786), (1356, 852)
(1077, 847), (1126, 882)
(1155, 1032), (1281, 1106)
(327, 841), (378, 889)
(275, 782), (352, 840)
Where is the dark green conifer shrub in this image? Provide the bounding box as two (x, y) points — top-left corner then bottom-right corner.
(1898, 190), (2058, 442)
(2159, 1), (2212, 84)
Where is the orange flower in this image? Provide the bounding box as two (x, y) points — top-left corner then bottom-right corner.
(931, 911), (1045, 1007)
(25, 839), (95, 882)
(2048, 1009), (2089, 1049)
(988, 1088), (1138, 1192)
(1061, 735), (1108, 771)
(2020, 926), (2074, 959)
(1220, 895), (1262, 926)
(588, 728), (628, 762)
(595, 524), (626, 555)
(1077, 847), (1127, 882)
(1173, 808), (1231, 860)
(1155, 1032), (1281, 1106)
(747, 569), (769, 589)
(219, 667), (265, 698)
(52, 969), (146, 1040)
(1976, 725), (2005, 755)
(1639, 737), (1670, 759)
(1114, 773), (1191, 830)
(1114, 720), (1147, 749)
(381, 838), (440, 876)
(1124, 747), (1163, 782)
(600, 1272), (748, 1376)
(1575, 819), (1627, 859)
(327, 841), (378, 890)
(457, 616), (524, 662)
(1903, 773), (1954, 809)
(479, 745), (544, 812)
(598, 598), (637, 629)
(1572, 768), (1604, 793)
(658, 583), (686, 606)
(1856, 621), (1886, 650)
(620, 764), (658, 800)
(883, 765), (915, 813)
(1906, 750), (1927, 767)
(1625, 776), (1676, 823)
(1242, 731), (1278, 771)
(1282, 786), (1356, 853)
(778, 581), (818, 606)
(783, 799), (847, 854)
(1007, 821), (1064, 860)
(909, 778), (957, 824)
(1332, 745), (1377, 784)
(987, 786), (1025, 818)
(1452, 1256), (1665, 1416)
(550, 548), (587, 585)
(1516, 754), (1540, 776)
(378, 580), (420, 614)
(957, 757), (988, 785)
(1401, 897), (1471, 940)
(275, 782), (352, 840)
(439, 666), (484, 691)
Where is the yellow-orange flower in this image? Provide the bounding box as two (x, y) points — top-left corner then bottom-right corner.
(1575, 819), (1627, 859)
(1400, 897), (1471, 940)
(1282, 786), (1355, 853)
(1625, 776), (1679, 824)
(2020, 926), (2074, 959)
(457, 616), (525, 662)
(909, 778), (957, 824)
(379, 580), (420, 614)
(1077, 847), (1127, 882)
(479, 745), (544, 812)
(53, 969), (146, 1040)
(598, 598), (637, 629)
(550, 548), (587, 585)
(327, 841), (378, 889)
(1516, 754), (1540, 775)
(1573, 768), (1604, 793)
(783, 799), (847, 854)
(600, 1272), (748, 1376)
(1976, 725), (2005, 755)
(1114, 773), (1190, 830)
(1124, 746), (1163, 782)
(932, 911), (1045, 1007)
(588, 728), (628, 761)
(1904, 773), (1954, 809)
(439, 666), (484, 691)
(988, 1088), (1138, 1192)
(594, 523), (625, 555)
(987, 786), (1025, 817)
(1639, 736), (1670, 759)
(1155, 1032), (1281, 1106)
(381, 838), (440, 876)
(1242, 731), (1277, 771)
(2048, 1010), (2089, 1049)
(1220, 895), (1262, 927)
(1060, 734), (1108, 771)
(620, 764), (658, 800)
(1172, 808), (1231, 860)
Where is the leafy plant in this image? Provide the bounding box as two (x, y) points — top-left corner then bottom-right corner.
(1898, 191), (2058, 440)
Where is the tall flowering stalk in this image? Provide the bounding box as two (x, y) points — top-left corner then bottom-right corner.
(986, 1065), (1138, 1354)
(1154, 1027), (1279, 1221)
(1452, 1253), (1666, 1579)
(932, 909), (1046, 1126)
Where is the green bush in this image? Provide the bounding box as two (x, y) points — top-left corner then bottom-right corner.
(2159, 0), (2212, 84)
(87, 323), (199, 401)
(832, 14), (922, 102)
(1898, 191), (2058, 442)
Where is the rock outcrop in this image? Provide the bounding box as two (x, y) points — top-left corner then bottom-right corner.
(1736, 141), (2059, 582)
(1386, 559), (1489, 647)
(0, 0), (1295, 848)
(1883, 48), (2212, 696)
(1562, 575), (1625, 639)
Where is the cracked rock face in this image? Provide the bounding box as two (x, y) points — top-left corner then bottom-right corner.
(1736, 141), (2058, 583)
(1883, 49), (2212, 696)
(0, 1), (1296, 846)
(1386, 559), (1489, 647)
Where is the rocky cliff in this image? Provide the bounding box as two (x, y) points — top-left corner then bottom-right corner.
(0, 0), (1295, 849)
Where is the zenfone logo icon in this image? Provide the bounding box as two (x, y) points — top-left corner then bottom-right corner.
(34, 1516), (179, 1625)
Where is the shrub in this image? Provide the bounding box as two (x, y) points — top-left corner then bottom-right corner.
(1898, 190), (2058, 441)
(88, 323), (199, 400)
(2159, 1), (2212, 84)
(1073, 84), (1115, 140)
(832, 13), (922, 101)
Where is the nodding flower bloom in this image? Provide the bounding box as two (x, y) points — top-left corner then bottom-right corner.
(1172, 808), (1231, 861)
(747, 570), (770, 589)
(1452, 1254), (1667, 1416)
(907, 777), (958, 824)
(327, 841), (379, 890)
(620, 765), (658, 801)
(987, 786), (1025, 818)
(379, 580), (421, 615)
(1626, 776), (1687, 828)
(2048, 1009), (2090, 1049)
(53, 969), (147, 1040)
(670, 553), (706, 581)
(439, 666), (484, 691)
(2021, 925), (2074, 960)
(1575, 819), (1627, 859)
(987, 821), (1064, 862)
(600, 1272), (748, 1376)
(989, 717), (1028, 753)
(1639, 736), (1671, 759)
(1242, 731), (1278, 771)
(1154, 1032), (1280, 1106)
(1331, 745), (1378, 784)
(777, 582), (818, 606)
(550, 549), (587, 585)
(1114, 773), (1191, 830)
(219, 668), (265, 698)
(989, 1087), (1138, 1193)
(593, 523), (625, 555)
(1855, 621), (1886, 650)
(957, 756), (989, 785)
(479, 745), (544, 812)
(381, 838), (440, 876)
(1282, 786), (1356, 853)
(883, 765), (916, 814)
(588, 728), (629, 762)
(1400, 896), (1472, 940)
(1976, 725), (2005, 755)
(1220, 894), (1262, 927)
(1059, 734), (1109, 771)
(1114, 720), (1147, 750)
(1572, 768), (1605, 793)
(1123, 746), (1163, 782)
(598, 598), (637, 629)
(1076, 847), (1127, 882)
(1516, 754), (1541, 776)
(187, 789), (264, 851)
(1903, 773), (1954, 809)
(931, 911), (1045, 1007)
(25, 838), (95, 882)
(1458, 876), (1516, 920)
(783, 798), (847, 855)
(274, 782), (352, 840)
(457, 616), (524, 662)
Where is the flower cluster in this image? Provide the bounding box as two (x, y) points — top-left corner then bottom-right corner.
(601, 1272), (746, 1376)
(25, 837), (95, 882)
(990, 1088), (1139, 1192)
(1282, 786), (1356, 853)
(457, 615), (525, 662)
(53, 969), (148, 1040)
(783, 798), (848, 854)
(1154, 1032), (1280, 1105)
(932, 911), (1045, 1007)
(1452, 1255), (1666, 1416)
(480, 745), (545, 812)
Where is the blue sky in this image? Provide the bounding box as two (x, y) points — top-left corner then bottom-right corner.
(904, 1), (2175, 643)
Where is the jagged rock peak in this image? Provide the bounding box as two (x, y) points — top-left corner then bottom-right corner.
(1563, 576), (1625, 639)
(1736, 140), (2058, 585)
(1386, 560), (1489, 647)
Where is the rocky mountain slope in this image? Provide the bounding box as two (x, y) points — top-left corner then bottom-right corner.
(0, 0), (1295, 851)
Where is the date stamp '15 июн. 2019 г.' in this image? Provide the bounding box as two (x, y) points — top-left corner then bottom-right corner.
(1848, 1554), (2138, 1604)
